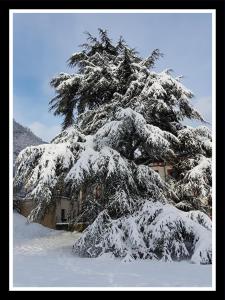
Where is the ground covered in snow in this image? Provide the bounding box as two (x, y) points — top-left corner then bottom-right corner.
(13, 212), (212, 288)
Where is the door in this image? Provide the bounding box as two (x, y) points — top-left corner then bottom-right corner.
(61, 209), (66, 222)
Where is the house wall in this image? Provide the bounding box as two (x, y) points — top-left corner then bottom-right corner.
(149, 163), (173, 182)
(15, 164), (174, 230)
(18, 199), (33, 217)
(17, 199), (57, 229)
(41, 206), (57, 229)
(15, 197), (74, 229)
(55, 197), (71, 223)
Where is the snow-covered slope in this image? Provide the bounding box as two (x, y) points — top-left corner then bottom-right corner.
(13, 210), (56, 242)
(13, 120), (46, 165)
(13, 212), (212, 288)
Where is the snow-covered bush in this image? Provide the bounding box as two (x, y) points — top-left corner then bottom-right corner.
(73, 200), (211, 264)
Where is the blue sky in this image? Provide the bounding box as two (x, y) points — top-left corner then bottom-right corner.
(13, 12), (212, 142)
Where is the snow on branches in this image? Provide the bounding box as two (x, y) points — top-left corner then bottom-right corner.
(50, 29), (204, 133)
(14, 128), (81, 221)
(14, 29), (212, 264)
(173, 126), (212, 214)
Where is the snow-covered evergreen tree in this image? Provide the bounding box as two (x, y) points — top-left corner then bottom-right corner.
(173, 126), (212, 215)
(14, 29), (212, 264)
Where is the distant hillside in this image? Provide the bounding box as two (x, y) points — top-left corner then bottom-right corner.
(13, 119), (47, 165)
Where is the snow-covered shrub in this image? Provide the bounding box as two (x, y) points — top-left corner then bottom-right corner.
(73, 201), (212, 264)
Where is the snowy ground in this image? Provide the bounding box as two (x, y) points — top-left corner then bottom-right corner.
(13, 212), (212, 288)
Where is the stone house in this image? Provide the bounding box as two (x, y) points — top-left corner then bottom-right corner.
(149, 161), (175, 182)
(14, 162), (175, 231)
(13, 195), (73, 230)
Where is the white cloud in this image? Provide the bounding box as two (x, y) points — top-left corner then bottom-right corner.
(29, 121), (61, 142)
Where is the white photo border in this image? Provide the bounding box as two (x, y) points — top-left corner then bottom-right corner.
(9, 8), (216, 291)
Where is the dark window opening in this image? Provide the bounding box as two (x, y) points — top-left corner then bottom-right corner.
(167, 169), (177, 178)
(61, 209), (66, 222)
(94, 184), (102, 199)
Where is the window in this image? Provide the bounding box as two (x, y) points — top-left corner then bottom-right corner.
(167, 169), (172, 176)
(167, 169), (176, 178)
